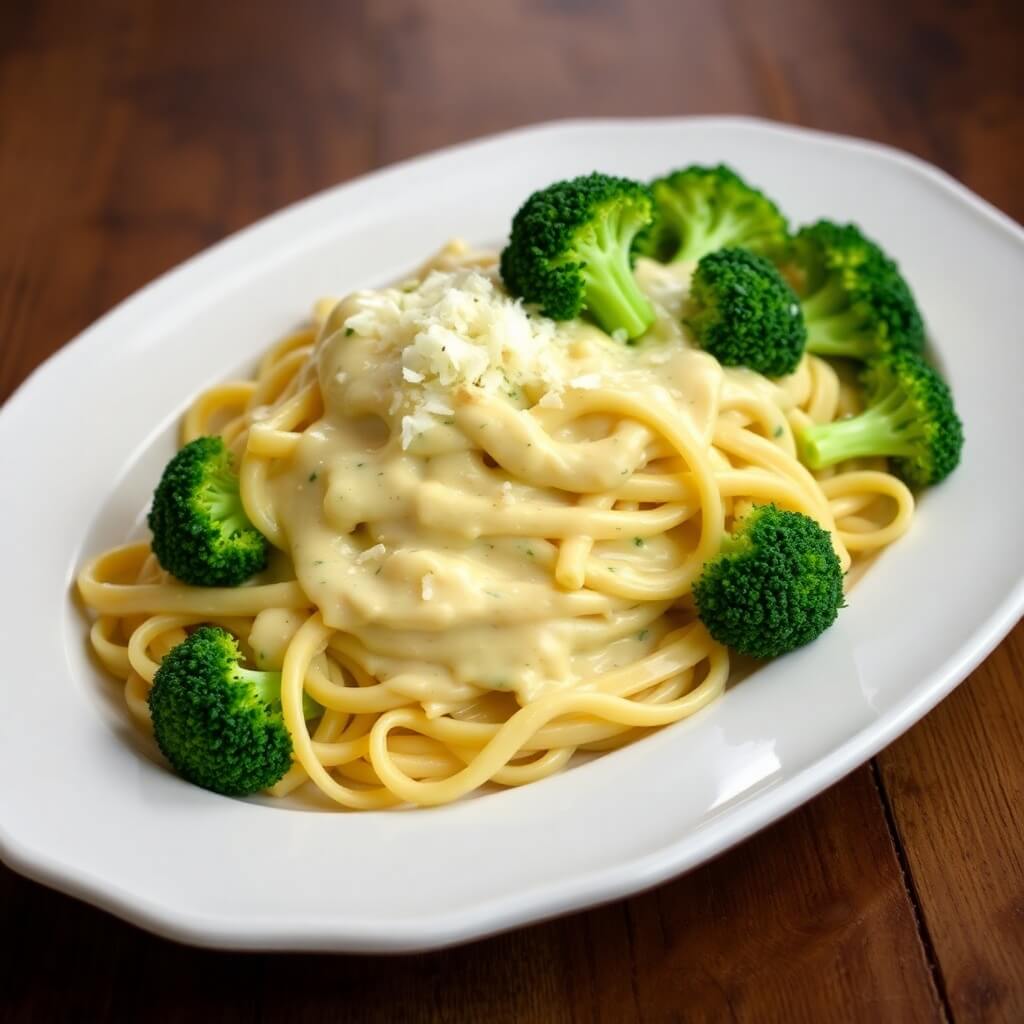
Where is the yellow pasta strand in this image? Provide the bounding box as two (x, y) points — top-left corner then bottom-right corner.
(77, 255), (915, 812)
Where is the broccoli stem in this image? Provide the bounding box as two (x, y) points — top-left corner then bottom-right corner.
(804, 312), (875, 359)
(655, 194), (767, 263)
(675, 210), (750, 263)
(800, 391), (922, 468)
(581, 249), (653, 338)
(577, 210), (654, 339)
(654, 190), (707, 262)
(200, 472), (250, 539)
(234, 666), (321, 719)
(801, 278), (877, 358)
(800, 276), (848, 320)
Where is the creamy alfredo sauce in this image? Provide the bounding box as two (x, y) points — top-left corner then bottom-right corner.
(258, 246), (800, 708)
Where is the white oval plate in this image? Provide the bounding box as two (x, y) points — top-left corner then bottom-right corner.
(1, 117), (1022, 953)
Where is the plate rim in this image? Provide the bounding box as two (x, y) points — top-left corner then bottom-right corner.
(2, 114), (1022, 953)
(4, 113), (1023, 421)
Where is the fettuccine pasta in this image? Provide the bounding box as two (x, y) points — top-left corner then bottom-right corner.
(78, 241), (913, 808)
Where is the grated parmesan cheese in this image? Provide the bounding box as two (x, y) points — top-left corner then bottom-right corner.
(422, 397), (454, 416)
(421, 573), (435, 601)
(401, 414), (427, 450)
(355, 543), (386, 564)
(538, 389), (564, 409)
(341, 268), (564, 448)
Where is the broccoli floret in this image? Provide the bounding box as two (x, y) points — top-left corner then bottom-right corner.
(637, 164), (788, 264)
(783, 220), (924, 360)
(148, 626), (319, 796)
(499, 172), (656, 340)
(148, 436), (268, 586)
(686, 247), (806, 377)
(693, 504), (844, 659)
(798, 350), (963, 487)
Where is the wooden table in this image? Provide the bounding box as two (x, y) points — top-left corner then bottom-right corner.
(2, 2), (1021, 1020)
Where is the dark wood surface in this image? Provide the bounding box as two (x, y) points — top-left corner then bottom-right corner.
(2, 2), (1021, 1021)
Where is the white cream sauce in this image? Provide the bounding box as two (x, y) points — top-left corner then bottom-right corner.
(264, 246), (796, 705)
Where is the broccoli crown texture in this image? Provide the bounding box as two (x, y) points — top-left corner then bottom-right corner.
(799, 350), (963, 487)
(148, 436), (268, 586)
(499, 172), (656, 340)
(637, 164), (789, 265)
(148, 626), (294, 796)
(785, 220), (925, 360)
(686, 247), (806, 377)
(693, 504), (844, 660)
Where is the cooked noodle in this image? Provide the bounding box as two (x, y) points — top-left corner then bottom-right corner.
(78, 241), (913, 808)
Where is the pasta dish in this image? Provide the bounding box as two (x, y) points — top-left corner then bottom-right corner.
(77, 166), (961, 810)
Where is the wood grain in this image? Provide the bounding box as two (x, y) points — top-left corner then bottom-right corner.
(1, 0), (1021, 1020)
(878, 621), (1024, 1023)
(0, 769), (938, 1023)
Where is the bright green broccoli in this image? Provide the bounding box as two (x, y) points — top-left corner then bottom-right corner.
(693, 504), (844, 659)
(148, 436), (268, 586)
(148, 626), (320, 796)
(782, 220), (924, 360)
(637, 164), (789, 265)
(685, 247), (806, 377)
(499, 172), (656, 340)
(798, 350), (963, 487)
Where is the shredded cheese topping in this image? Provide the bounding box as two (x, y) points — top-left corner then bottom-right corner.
(342, 268), (564, 448)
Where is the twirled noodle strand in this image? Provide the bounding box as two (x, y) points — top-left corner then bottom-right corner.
(77, 247), (914, 810)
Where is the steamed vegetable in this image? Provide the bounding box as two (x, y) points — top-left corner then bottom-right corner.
(686, 247), (806, 377)
(798, 350), (963, 487)
(500, 172), (656, 340)
(149, 626), (319, 796)
(693, 505), (844, 659)
(638, 164), (788, 264)
(149, 436), (268, 586)
(781, 220), (924, 361)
